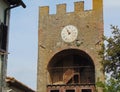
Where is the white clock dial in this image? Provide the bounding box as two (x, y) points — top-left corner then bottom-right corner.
(61, 25), (78, 43)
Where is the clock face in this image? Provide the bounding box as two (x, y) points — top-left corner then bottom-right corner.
(61, 25), (78, 43)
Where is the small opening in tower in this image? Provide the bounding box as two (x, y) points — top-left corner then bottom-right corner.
(50, 90), (59, 92)
(82, 89), (92, 92)
(66, 90), (75, 92)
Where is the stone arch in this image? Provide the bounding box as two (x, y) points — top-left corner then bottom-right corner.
(47, 49), (95, 85)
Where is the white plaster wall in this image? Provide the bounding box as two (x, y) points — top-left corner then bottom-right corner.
(0, 0), (8, 23)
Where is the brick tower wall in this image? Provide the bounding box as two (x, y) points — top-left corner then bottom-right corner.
(37, 0), (104, 92)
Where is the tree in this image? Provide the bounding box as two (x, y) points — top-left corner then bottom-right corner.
(97, 25), (120, 92)
(104, 25), (120, 79)
(97, 76), (120, 92)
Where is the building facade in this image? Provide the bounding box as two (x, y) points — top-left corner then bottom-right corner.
(37, 0), (104, 92)
(0, 0), (26, 92)
(0, 0), (10, 91)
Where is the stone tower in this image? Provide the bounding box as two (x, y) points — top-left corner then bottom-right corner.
(37, 0), (104, 92)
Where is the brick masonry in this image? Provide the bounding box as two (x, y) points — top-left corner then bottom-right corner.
(37, 0), (104, 92)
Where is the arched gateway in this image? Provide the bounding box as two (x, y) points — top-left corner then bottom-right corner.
(37, 0), (104, 92)
(47, 49), (95, 92)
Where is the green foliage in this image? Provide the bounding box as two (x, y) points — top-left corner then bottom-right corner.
(97, 76), (120, 92)
(97, 25), (120, 92)
(104, 25), (120, 79)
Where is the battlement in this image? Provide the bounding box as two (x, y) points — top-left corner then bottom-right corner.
(39, 0), (103, 16)
(93, 0), (103, 10)
(57, 4), (66, 14)
(39, 6), (49, 16)
(74, 1), (84, 12)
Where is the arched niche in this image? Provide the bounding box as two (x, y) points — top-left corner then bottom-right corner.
(47, 49), (95, 85)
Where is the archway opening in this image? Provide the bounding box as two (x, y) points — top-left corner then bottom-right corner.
(47, 49), (95, 85)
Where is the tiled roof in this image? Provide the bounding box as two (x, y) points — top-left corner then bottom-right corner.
(6, 77), (35, 92)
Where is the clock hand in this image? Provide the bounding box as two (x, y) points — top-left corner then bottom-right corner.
(67, 29), (71, 35)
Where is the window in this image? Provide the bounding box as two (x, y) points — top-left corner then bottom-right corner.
(66, 90), (75, 92)
(0, 23), (8, 51)
(0, 23), (2, 47)
(82, 89), (91, 92)
(50, 90), (59, 92)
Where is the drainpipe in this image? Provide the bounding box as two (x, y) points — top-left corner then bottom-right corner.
(4, 5), (20, 25)
(4, 0), (26, 25)
(1, 1), (26, 92)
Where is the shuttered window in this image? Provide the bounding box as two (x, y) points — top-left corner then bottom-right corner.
(0, 23), (8, 51)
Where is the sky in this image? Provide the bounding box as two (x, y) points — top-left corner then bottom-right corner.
(7, 0), (120, 90)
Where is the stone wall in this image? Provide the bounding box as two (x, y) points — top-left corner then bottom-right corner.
(37, 0), (104, 92)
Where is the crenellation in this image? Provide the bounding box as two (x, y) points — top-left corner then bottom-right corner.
(57, 4), (66, 14)
(40, 6), (49, 16)
(74, 1), (84, 12)
(93, 0), (103, 10)
(39, 0), (103, 16)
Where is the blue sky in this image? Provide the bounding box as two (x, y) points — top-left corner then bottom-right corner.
(7, 0), (120, 90)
